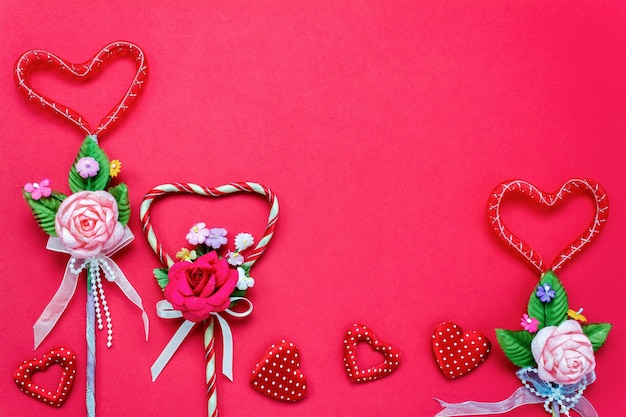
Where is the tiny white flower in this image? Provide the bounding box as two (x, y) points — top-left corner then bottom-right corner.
(236, 267), (255, 290)
(234, 232), (254, 251)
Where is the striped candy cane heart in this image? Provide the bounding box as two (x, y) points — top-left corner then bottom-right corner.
(141, 182), (278, 417)
(140, 182), (279, 269)
(15, 41), (147, 139)
(487, 179), (608, 273)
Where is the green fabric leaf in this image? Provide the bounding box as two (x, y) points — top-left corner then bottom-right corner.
(153, 268), (170, 289)
(23, 191), (67, 236)
(527, 271), (568, 329)
(582, 323), (612, 351)
(108, 183), (130, 226)
(69, 136), (111, 192)
(495, 329), (536, 368)
(195, 244), (210, 257)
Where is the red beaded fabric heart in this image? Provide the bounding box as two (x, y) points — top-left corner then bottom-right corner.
(250, 340), (307, 402)
(432, 322), (491, 379)
(14, 41), (147, 139)
(13, 347), (77, 407)
(343, 323), (401, 383)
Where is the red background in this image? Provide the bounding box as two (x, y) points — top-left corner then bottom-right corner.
(1, 1), (626, 416)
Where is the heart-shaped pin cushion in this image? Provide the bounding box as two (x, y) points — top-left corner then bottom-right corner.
(343, 323), (401, 383)
(15, 41), (147, 138)
(250, 340), (307, 402)
(432, 322), (490, 379)
(488, 179), (608, 273)
(14, 347), (77, 407)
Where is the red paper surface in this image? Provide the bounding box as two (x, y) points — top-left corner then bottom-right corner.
(1, 2), (626, 416)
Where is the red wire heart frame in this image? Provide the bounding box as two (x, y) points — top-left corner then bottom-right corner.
(14, 41), (147, 138)
(487, 179), (608, 273)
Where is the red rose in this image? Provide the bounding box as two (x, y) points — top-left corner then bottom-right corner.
(164, 251), (238, 321)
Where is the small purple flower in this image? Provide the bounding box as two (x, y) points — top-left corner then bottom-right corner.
(24, 179), (52, 200)
(227, 251), (244, 266)
(186, 222), (211, 245)
(206, 228), (228, 249)
(76, 157), (100, 178)
(536, 283), (556, 303)
(520, 314), (540, 333)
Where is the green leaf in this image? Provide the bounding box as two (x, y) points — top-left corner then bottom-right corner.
(23, 191), (67, 236)
(69, 136), (110, 192)
(230, 289), (247, 298)
(195, 244), (208, 257)
(153, 268), (170, 289)
(582, 323), (612, 351)
(108, 183), (130, 226)
(527, 271), (569, 329)
(495, 329), (536, 368)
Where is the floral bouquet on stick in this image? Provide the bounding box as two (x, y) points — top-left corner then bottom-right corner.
(141, 182), (278, 417)
(436, 179), (612, 417)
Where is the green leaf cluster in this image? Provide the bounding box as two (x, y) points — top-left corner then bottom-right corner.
(68, 136), (111, 192)
(23, 191), (67, 236)
(108, 183), (130, 226)
(496, 271), (611, 368)
(153, 268), (169, 289)
(495, 329), (535, 367)
(528, 271), (568, 330)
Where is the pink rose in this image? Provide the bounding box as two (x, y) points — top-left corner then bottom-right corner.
(531, 320), (595, 385)
(55, 191), (125, 258)
(164, 251), (238, 322)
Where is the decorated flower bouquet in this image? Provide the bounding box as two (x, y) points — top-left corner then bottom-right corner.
(23, 136), (148, 416)
(141, 181), (279, 417)
(496, 271), (611, 416)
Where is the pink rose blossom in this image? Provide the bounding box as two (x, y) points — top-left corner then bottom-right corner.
(164, 251), (238, 322)
(531, 320), (595, 385)
(55, 190), (124, 258)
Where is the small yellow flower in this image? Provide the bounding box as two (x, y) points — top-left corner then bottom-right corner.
(567, 308), (587, 323)
(176, 247), (197, 262)
(109, 159), (122, 177)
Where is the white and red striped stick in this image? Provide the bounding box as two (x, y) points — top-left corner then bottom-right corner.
(141, 182), (279, 416)
(204, 318), (218, 417)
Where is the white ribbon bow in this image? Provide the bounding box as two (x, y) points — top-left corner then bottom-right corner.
(151, 297), (253, 382)
(33, 227), (149, 349)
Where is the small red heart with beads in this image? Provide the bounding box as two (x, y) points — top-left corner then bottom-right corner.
(343, 323), (401, 383)
(15, 41), (147, 138)
(250, 340), (307, 403)
(432, 322), (490, 379)
(14, 347), (77, 407)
